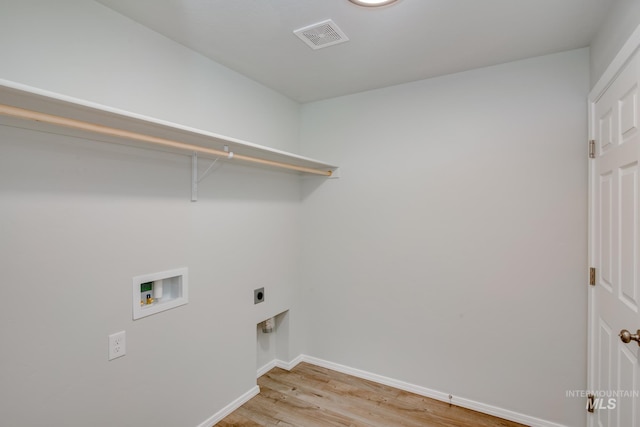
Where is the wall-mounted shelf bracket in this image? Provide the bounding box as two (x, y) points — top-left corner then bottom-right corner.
(192, 152), (198, 202)
(191, 146), (234, 202)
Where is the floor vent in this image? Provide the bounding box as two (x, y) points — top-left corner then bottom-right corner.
(293, 19), (349, 50)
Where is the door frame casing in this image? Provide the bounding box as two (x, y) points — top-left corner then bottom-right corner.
(587, 23), (640, 427)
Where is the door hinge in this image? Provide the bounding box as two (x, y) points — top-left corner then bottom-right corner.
(589, 267), (596, 286)
(587, 393), (595, 413)
(589, 140), (596, 159)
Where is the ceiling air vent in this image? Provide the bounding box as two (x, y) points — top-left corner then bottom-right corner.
(293, 19), (349, 50)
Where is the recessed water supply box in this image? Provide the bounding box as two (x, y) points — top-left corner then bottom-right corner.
(132, 267), (188, 320)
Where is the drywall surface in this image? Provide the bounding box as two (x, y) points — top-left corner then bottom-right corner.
(0, 1), (302, 426)
(0, 0), (299, 152)
(590, 0), (640, 88)
(299, 49), (589, 426)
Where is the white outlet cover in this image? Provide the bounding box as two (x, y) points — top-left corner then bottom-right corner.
(108, 331), (126, 361)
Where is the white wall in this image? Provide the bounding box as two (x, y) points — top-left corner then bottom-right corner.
(299, 49), (589, 426)
(0, 1), (303, 426)
(590, 0), (640, 88)
(0, 0), (299, 151)
(0, 1), (611, 426)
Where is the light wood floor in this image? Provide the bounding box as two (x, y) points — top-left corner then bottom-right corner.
(215, 362), (528, 427)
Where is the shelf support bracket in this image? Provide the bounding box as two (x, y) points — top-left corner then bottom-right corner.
(191, 152), (198, 202)
(191, 148), (230, 202)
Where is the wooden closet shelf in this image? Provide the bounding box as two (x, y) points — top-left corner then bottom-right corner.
(0, 80), (338, 177)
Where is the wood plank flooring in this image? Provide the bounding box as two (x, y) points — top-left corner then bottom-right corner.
(215, 362), (528, 427)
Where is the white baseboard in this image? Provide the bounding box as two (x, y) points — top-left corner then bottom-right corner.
(195, 385), (259, 427)
(275, 354), (304, 371)
(257, 354), (305, 378)
(256, 360), (277, 378)
(226, 354), (567, 427)
(297, 355), (568, 427)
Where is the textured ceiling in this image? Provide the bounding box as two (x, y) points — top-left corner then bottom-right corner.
(97, 0), (614, 103)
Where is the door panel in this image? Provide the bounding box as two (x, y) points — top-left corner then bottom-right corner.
(597, 320), (613, 427)
(590, 47), (640, 427)
(619, 85), (638, 141)
(619, 162), (638, 310)
(600, 172), (613, 291)
(599, 107), (613, 154)
(618, 345), (637, 426)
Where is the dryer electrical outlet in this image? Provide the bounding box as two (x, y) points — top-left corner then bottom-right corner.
(254, 287), (265, 304)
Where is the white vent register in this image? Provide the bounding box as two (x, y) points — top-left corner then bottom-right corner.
(132, 268), (188, 320)
(293, 19), (349, 50)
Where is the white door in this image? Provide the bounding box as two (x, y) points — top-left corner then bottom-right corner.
(589, 47), (640, 426)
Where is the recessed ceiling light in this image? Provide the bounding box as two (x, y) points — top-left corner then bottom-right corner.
(348, 0), (399, 7)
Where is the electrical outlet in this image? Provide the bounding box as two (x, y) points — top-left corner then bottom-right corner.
(108, 331), (126, 361)
(254, 287), (265, 304)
